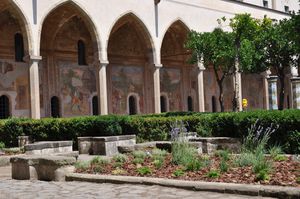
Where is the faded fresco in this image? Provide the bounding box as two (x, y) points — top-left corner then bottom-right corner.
(60, 62), (96, 117)
(242, 74), (264, 109)
(111, 65), (144, 114)
(0, 60), (30, 111)
(160, 68), (182, 111)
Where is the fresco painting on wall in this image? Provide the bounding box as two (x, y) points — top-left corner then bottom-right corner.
(0, 61), (30, 110)
(160, 68), (182, 111)
(60, 63), (96, 117)
(111, 66), (144, 114)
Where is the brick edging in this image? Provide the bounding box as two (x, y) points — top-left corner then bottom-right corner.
(66, 173), (300, 199)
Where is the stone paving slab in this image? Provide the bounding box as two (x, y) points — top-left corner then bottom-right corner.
(0, 180), (276, 199)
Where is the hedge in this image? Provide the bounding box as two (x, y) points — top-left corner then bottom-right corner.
(0, 110), (299, 153)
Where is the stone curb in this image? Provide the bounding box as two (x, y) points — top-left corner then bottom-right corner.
(66, 173), (300, 199)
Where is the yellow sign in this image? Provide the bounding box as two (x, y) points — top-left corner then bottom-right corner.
(242, 99), (248, 108)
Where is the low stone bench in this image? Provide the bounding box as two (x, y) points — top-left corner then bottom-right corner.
(78, 135), (136, 156)
(189, 137), (241, 154)
(10, 155), (76, 181)
(24, 141), (73, 155)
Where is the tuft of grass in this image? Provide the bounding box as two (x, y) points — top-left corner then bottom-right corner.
(90, 156), (110, 165)
(132, 150), (147, 159)
(133, 158), (144, 164)
(235, 153), (257, 167)
(172, 169), (185, 177)
(185, 158), (203, 172)
(215, 150), (230, 161)
(219, 160), (229, 173)
(113, 162), (124, 168)
(206, 170), (220, 178)
(255, 170), (270, 181)
(74, 161), (90, 170)
(172, 141), (197, 166)
(92, 165), (103, 173)
(153, 159), (164, 169)
(273, 155), (288, 162)
(269, 145), (283, 159)
(137, 166), (152, 176)
(113, 154), (128, 163)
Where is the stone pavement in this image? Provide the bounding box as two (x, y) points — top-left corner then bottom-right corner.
(0, 166), (275, 199)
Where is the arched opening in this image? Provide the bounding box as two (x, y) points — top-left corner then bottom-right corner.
(187, 96), (193, 112)
(40, 3), (99, 117)
(128, 95), (137, 115)
(161, 20), (191, 112)
(160, 95), (167, 113)
(92, 96), (99, 115)
(15, 33), (24, 62)
(212, 96), (217, 113)
(0, 95), (10, 119)
(0, 1), (31, 118)
(51, 96), (60, 118)
(78, 40), (86, 65)
(108, 13), (154, 114)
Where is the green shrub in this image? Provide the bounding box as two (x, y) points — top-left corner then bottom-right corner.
(252, 157), (272, 179)
(92, 165), (103, 173)
(137, 166), (152, 175)
(74, 161), (90, 170)
(235, 153), (257, 167)
(173, 169), (185, 177)
(185, 159), (203, 171)
(113, 154), (128, 163)
(207, 170), (220, 178)
(153, 159), (164, 169)
(255, 170), (270, 181)
(268, 145), (283, 159)
(90, 156), (110, 165)
(215, 150), (230, 161)
(219, 160), (229, 173)
(172, 141), (197, 166)
(132, 151), (147, 159)
(113, 162), (124, 168)
(152, 148), (167, 158)
(0, 142), (5, 150)
(133, 158), (144, 164)
(273, 155), (288, 162)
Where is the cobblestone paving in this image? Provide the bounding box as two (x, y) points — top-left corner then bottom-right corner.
(0, 166), (275, 199)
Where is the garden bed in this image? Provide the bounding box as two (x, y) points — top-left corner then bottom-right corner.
(75, 150), (300, 187)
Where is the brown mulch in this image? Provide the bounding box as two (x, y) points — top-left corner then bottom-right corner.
(75, 154), (300, 187)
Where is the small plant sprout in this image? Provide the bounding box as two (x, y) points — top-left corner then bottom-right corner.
(172, 169), (185, 177)
(137, 166), (152, 176)
(90, 156), (110, 165)
(207, 170), (220, 178)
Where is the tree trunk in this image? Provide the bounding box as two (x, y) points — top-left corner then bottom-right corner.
(217, 80), (225, 112)
(278, 69), (285, 110)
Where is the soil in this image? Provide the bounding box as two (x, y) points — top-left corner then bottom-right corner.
(75, 154), (300, 187)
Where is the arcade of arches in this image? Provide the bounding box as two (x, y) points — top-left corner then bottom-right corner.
(0, 1), (298, 119)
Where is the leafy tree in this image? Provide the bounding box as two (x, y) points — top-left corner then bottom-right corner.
(186, 28), (235, 112)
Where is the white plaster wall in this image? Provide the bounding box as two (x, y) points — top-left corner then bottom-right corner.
(12, 0), (298, 65)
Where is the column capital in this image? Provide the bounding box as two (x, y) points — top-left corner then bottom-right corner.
(93, 60), (109, 68)
(196, 62), (205, 71)
(24, 55), (42, 63)
(154, 64), (163, 69)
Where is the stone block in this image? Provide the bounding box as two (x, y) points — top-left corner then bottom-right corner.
(24, 141), (73, 155)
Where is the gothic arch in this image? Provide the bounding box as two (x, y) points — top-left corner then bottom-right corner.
(107, 12), (156, 64)
(39, 0), (100, 59)
(0, 0), (32, 56)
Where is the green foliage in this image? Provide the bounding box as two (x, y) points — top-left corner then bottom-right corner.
(0, 110), (299, 154)
(112, 154), (128, 163)
(152, 148), (167, 159)
(172, 141), (197, 166)
(255, 170), (270, 181)
(185, 158), (203, 172)
(132, 150), (147, 159)
(113, 162), (124, 168)
(133, 158), (144, 164)
(74, 161), (90, 170)
(273, 155), (288, 162)
(215, 150), (230, 161)
(112, 168), (127, 175)
(137, 166), (152, 176)
(90, 156), (110, 165)
(153, 159), (164, 169)
(92, 165), (103, 173)
(268, 145), (283, 159)
(252, 157), (272, 181)
(235, 153), (257, 167)
(0, 142), (5, 150)
(219, 160), (229, 173)
(172, 169), (185, 177)
(206, 170), (220, 178)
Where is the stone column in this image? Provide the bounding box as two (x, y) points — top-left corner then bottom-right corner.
(196, 61), (205, 112)
(263, 70), (271, 110)
(153, 64), (162, 114)
(97, 61), (109, 115)
(291, 77), (300, 109)
(29, 56), (42, 119)
(233, 60), (243, 112)
(267, 76), (279, 110)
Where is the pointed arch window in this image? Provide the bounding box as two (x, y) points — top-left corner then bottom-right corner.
(187, 96), (193, 112)
(92, 96), (99, 115)
(160, 96), (167, 113)
(129, 95), (137, 115)
(212, 96), (217, 113)
(15, 33), (24, 62)
(51, 96), (60, 118)
(78, 40), (87, 65)
(0, 95), (10, 119)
